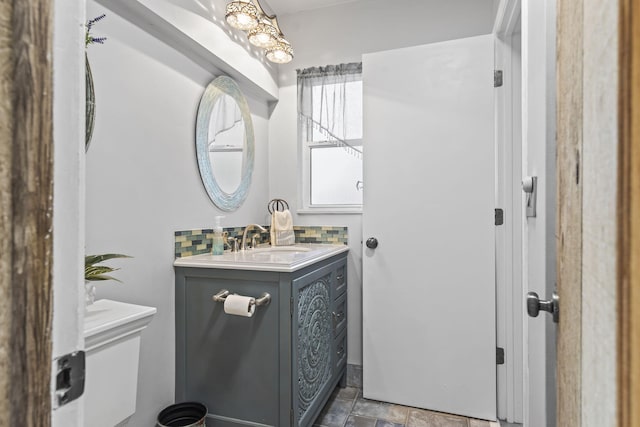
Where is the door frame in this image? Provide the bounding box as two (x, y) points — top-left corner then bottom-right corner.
(0, 0), (56, 423)
(0, 0), (86, 425)
(520, 0), (558, 425)
(493, 0), (523, 422)
(51, 0), (87, 425)
(557, 0), (632, 425)
(556, 0), (582, 424)
(617, 0), (640, 425)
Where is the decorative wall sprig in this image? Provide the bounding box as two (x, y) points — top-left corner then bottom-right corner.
(86, 14), (107, 47)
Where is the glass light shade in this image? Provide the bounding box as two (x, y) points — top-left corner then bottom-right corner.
(225, 1), (259, 31)
(247, 22), (279, 48)
(266, 39), (293, 64)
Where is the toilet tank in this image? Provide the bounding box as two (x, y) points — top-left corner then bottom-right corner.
(83, 299), (157, 427)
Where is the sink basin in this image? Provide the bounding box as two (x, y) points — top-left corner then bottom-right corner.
(252, 246), (312, 254)
(174, 243), (347, 272)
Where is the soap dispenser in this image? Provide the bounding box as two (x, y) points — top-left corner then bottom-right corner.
(212, 216), (225, 255)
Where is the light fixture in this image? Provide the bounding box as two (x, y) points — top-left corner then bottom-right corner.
(248, 21), (279, 48)
(225, 1), (259, 31)
(224, 0), (294, 64)
(265, 38), (293, 64)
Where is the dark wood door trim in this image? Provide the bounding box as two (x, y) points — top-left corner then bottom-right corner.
(1, 0), (55, 424)
(0, 1), (15, 420)
(617, 1), (640, 425)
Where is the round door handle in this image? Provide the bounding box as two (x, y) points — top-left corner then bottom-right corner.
(526, 291), (559, 323)
(366, 237), (379, 249)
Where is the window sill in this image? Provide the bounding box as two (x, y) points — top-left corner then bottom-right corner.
(297, 208), (362, 215)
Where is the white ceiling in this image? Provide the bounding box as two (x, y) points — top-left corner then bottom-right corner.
(263, 0), (359, 15)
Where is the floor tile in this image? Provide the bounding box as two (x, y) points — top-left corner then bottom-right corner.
(406, 408), (469, 427)
(375, 420), (405, 427)
(347, 364), (363, 388)
(317, 385), (503, 427)
(332, 385), (360, 401)
(315, 397), (354, 427)
(351, 397), (409, 424)
(345, 415), (378, 427)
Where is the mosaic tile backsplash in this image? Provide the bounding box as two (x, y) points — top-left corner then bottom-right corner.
(175, 226), (348, 258)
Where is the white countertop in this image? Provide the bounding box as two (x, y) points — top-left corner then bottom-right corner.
(173, 243), (349, 272)
(84, 299), (157, 350)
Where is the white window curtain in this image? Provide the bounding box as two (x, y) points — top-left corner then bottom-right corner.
(297, 63), (363, 157)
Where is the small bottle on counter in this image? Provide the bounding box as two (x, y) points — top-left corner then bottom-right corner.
(212, 216), (225, 255)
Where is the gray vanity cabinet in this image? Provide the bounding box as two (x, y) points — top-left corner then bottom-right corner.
(175, 252), (347, 427)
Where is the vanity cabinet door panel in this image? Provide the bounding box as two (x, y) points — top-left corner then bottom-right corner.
(332, 292), (347, 335)
(182, 274), (281, 426)
(292, 264), (335, 427)
(334, 329), (348, 372)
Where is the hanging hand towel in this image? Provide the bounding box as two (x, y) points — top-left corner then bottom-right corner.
(271, 209), (295, 246)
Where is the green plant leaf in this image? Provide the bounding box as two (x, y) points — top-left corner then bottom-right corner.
(84, 253), (130, 282)
(85, 253), (131, 267)
(85, 265), (118, 275)
(86, 274), (123, 283)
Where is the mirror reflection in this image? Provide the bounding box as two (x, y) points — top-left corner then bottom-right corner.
(208, 94), (245, 194)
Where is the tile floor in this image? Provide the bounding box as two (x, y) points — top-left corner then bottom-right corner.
(314, 385), (506, 427)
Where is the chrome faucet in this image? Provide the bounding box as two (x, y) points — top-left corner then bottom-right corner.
(227, 236), (239, 252)
(241, 224), (267, 250)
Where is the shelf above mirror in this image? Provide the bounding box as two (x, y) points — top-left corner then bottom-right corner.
(95, 0), (279, 102)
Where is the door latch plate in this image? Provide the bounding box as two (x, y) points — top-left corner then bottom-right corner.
(53, 350), (85, 409)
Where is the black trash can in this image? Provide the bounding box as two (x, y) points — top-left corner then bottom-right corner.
(157, 402), (207, 427)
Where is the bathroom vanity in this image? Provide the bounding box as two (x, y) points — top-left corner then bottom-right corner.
(174, 244), (348, 427)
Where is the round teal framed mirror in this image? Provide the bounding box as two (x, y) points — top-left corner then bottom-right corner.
(195, 76), (255, 211)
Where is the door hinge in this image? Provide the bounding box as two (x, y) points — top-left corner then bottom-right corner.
(53, 351), (86, 409)
(290, 297), (294, 317)
(290, 408), (294, 425)
(496, 347), (505, 365)
(494, 70), (503, 87)
(495, 208), (504, 226)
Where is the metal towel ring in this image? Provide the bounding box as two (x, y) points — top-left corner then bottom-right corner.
(267, 198), (289, 214)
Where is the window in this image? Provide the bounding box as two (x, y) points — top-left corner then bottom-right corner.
(297, 63), (363, 213)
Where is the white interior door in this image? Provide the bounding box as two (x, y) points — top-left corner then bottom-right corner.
(362, 34), (496, 421)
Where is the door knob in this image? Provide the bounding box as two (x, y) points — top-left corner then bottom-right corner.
(527, 291), (559, 323)
(366, 238), (378, 249)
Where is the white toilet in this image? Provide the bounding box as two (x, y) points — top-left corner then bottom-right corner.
(83, 299), (157, 427)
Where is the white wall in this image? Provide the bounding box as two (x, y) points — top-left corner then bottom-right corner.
(84, 2), (271, 424)
(269, 0), (495, 366)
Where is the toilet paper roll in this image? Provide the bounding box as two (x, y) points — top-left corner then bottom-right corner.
(224, 294), (256, 317)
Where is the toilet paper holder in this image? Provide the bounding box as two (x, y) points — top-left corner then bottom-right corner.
(212, 289), (271, 307)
